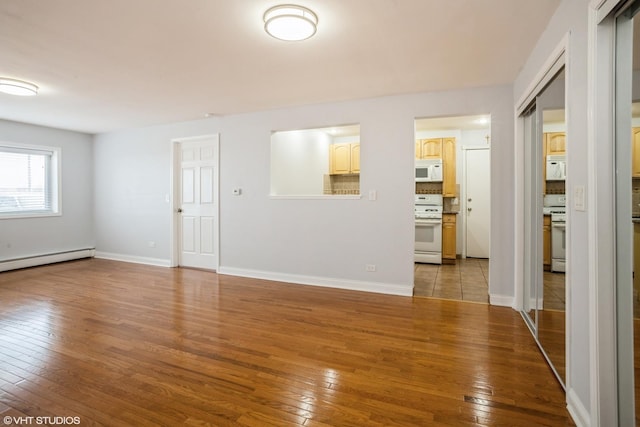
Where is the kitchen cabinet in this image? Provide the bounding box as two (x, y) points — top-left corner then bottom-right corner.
(632, 128), (640, 177)
(442, 138), (456, 197)
(330, 143), (360, 175)
(545, 132), (566, 156)
(543, 215), (551, 270)
(350, 143), (360, 174)
(442, 214), (456, 264)
(543, 132), (565, 194)
(415, 138), (443, 159)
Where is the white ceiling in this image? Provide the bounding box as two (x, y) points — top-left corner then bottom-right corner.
(0, 0), (561, 134)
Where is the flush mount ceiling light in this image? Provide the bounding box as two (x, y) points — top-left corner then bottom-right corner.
(0, 78), (38, 96)
(263, 4), (318, 41)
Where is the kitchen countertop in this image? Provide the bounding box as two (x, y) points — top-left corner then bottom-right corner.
(442, 211), (458, 214)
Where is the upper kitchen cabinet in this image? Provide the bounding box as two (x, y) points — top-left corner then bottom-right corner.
(416, 138), (443, 159)
(545, 132), (566, 155)
(350, 143), (360, 174)
(442, 137), (456, 197)
(330, 143), (360, 175)
(632, 128), (640, 177)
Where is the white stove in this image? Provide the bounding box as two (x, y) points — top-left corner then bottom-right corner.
(414, 195), (444, 219)
(415, 194), (443, 264)
(544, 194), (566, 273)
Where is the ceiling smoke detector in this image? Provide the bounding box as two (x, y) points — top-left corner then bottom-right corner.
(263, 4), (318, 41)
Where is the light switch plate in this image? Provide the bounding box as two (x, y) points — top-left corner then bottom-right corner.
(574, 185), (586, 211)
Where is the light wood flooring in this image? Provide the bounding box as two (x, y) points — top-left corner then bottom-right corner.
(0, 259), (574, 426)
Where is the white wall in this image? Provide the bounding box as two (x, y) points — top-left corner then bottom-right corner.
(513, 0), (591, 419)
(0, 119), (94, 260)
(270, 130), (331, 196)
(93, 84), (514, 298)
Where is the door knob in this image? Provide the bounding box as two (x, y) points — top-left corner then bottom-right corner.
(177, 208), (183, 213)
(468, 198), (472, 202)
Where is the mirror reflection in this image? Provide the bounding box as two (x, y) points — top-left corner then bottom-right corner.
(521, 67), (566, 387)
(270, 124), (360, 196)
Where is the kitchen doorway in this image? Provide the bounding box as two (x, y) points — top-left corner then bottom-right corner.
(413, 115), (491, 302)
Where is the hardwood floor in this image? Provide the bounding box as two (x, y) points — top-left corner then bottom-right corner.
(0, 259), (573, 426)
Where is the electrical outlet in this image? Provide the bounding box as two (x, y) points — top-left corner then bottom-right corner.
(366, 264), (376, 272)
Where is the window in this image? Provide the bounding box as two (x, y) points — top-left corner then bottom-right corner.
(0, 143), (60, 217)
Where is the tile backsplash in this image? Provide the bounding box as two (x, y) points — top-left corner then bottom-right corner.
(545, 181), (565, 195)
(323, 174), (360, 195)
(415, 182), (443, 194)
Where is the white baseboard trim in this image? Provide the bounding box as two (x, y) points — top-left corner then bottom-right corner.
(567, 388), (590, 427)
(0, 248), (95, 272)
(94, 251), (171, 268)
(217, 266), (413, 297)
(489, 294), (515, 307)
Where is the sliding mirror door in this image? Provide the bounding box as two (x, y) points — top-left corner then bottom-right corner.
(520, 65), (567, 389)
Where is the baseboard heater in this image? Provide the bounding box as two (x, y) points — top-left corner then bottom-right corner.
(0, 248), (95, 273)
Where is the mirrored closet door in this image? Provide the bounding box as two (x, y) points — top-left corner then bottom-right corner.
(520, 66), (567, 388)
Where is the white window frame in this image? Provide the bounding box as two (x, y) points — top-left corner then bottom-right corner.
(0, 142), (61, 219)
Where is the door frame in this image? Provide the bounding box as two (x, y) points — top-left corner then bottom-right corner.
(587, 0), (628, 424)
(461, 145), (491, 259)
(169, 134), (220, 269)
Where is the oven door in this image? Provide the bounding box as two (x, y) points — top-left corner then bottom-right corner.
(415, 219), (442, 252)
(551, 221), (566, 272)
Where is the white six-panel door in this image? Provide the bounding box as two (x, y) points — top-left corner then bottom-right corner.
(178, 137), (218, 270)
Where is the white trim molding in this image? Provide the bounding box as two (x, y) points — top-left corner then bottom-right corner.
(587, 0), (622, 425)
(567, 388), (592, 427)
(488, 294), (515, 308)
(94, 251), (171, 268)
(217, 266), (413, 297)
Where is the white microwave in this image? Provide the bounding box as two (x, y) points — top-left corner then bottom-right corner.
(546, 155), (566, 181)
(415, 159), (443, 182)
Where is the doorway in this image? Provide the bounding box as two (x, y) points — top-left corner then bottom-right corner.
(413, 115), (491, 302)
(171, 135), (220, 270)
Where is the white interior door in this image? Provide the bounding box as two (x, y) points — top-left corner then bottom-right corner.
(464, 147), (490, 258)
(178, 137), (219, 270)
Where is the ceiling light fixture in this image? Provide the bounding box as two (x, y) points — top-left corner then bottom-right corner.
(263, 4), (318, 41)
(0, 78), (38, 96)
